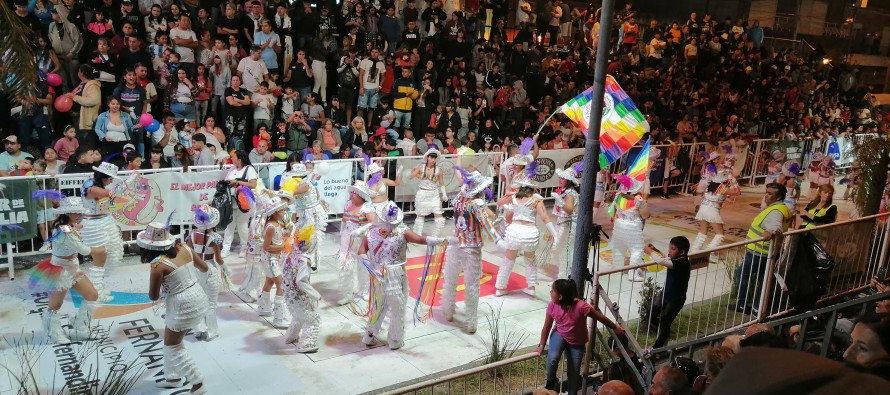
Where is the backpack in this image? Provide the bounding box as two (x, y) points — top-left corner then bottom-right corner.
(213, 180), (234, 230)
(339, 65), (357, 88)
(232, 166), (257, 213)
(493, 87), (511, 108)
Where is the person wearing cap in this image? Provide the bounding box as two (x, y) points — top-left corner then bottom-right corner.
(495, 174), (559, 296)
(336, 180), (375, 305)
(409, 146), (447, 237)
(185, 205), (228, 341)
(441, 169), (501, 333)
(776, 160), (802, 212)
(80, 162), (132, 301)
(690, 151), (740, 253)
(280, 162), (328, 266)
(551, 163), (583, 279)
(361, 155), (403, 216)
(139, 221), (210, 394)
(358, 201), (448, 349)
(609, 174), (651, 282)
(280, 218), (323, 353)
(0, 135), (34, 176)
(32, 196), (108, 344)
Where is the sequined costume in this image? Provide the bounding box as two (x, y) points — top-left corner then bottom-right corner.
(282, 250), (321, 353)
(551, 188), (579, 279)
(691, 168), (738, 252)
(292, 178), (328, 263)
(413, 165), (446, 236)
(338, 207), (370, 302)
(155, 253), (209, 388)
(611, 195), (645, 268)
(190, 230), (222, 340)
(363, 226), (410, 349)
(80, 178), (124, 298)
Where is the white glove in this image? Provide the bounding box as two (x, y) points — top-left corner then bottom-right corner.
(439, 186), (448, 201)
(447, 236), (460, 245)
(552, 192), (565, 207)
(126, 171), (140, 185)
(546, 222), (559, 239)
(425, 236), (446, 245)
(350, 223), (373, 238)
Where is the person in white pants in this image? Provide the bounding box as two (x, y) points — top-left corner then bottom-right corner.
(256, 192), (295, 329)
(234, 189), (274, 303)
(337, 180), (375, 305)
(441, 169), (501, 334)
(80, 162), (129, 302)
(495, 179), (558, 297)
(609, 175), (651, 282)
(281, 221), (322, 353)
(281, 162), (328, 267)
(411, 147), (447, 237)
(186, 205), (228, 341)
(358, 201), (448, 349)
(33, 196), (107, 344)
(551, 163), (582, 279)
(222, 151), (259, 257)
(690, 152), (740, 253)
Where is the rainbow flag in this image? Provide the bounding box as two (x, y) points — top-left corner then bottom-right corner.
(626, 138), (651, 183)
(558, 75), (650, 168)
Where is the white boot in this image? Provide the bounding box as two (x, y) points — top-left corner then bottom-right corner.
(495, 256), (516, 296)
(629, 268), (646, 282)
(158, 345), (185, 388)
(88, 266), (113, 302)
(283, 317), (300, 344)
(234, 261), (262, 302)
(413, 216), (425, 236)
(43, 309), (71, 344)
(166, 343), (204, 394)
(432, 217), (446, 237)
(707, 235), (725, 263)
(203, 310), (219, 341)
(70, 301), (101, 341)
(256, 292), (272, 316)
(690, 232), (707, 252)
(271, 295), (290, 329)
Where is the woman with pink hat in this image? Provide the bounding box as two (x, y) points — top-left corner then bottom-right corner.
(409, 145), (447, 237)
(31, 196), (108, 344)
(690, 151), (740, 252)
(80, 161), (131, 301)
(139, 222), (209, 394)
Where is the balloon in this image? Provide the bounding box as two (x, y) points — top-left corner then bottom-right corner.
(145, 120), (160, 132)
(314, 161), (330, 176)
(139, 113), (154, 127)
(46, 73), (62, 87)
(54, 95), (73, 112)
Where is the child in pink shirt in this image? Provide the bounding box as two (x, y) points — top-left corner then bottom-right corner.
(53, 126), (80, 162)
(536, 279), (624, 395)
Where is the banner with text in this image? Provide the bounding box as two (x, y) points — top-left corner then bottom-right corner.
(110, 170), (225, 231)
(528, 149), (586, 189)
(0, 179), (37, 244)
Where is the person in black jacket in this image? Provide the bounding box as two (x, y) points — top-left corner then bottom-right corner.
(644, 236), (691, 350)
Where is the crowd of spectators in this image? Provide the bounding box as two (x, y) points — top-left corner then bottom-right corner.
(1, 0), (888, 180)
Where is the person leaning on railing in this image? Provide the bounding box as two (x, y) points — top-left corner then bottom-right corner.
(799, 184), (837, 229)
(731, 183), (792, 315)
(643, 236), (691, 351)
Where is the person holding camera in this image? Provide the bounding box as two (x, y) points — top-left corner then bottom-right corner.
(222, 151), (259, 258)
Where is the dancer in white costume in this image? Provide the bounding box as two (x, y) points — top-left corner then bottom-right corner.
(140, 223), (209, 394)
(186, 205), (229, 341)
(32, 196), (107, 344)
(256, 191), (295, 329)
(358, 201), (448, 349)
(778, 160), (802, 212)
(410, 146), (447, 237)
(609, 175), (651, 282)
(441, 169), (501, 334)
(281, 162), (328, 265)
(234, 189), (274, 303)
(495, 178), (558, 297)
(281, 221), (322, 353)
(551, 163), (583, 279)
(81, 162), (128, 301)
(336, 180), (375, 305)
(362, 155), (402, 222)
(690, 152), (740, 252)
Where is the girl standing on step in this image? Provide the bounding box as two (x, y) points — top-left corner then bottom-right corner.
(140, 222), (209, 394)
(186, 205), (230, 341)
(410, 146), (447, 237)
(257, 192), (295, 329)
(81, 162), (128, 301)
(336, 180), (374, 305)
(33, 196), (107, 344)
(551, 162), (582, 280)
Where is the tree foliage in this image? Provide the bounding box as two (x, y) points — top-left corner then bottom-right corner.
(0, 1), (39, 102)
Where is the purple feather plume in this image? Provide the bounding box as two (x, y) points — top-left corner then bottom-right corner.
(699, 151), (710, 160)
(722, 145), (733, 154)
(519, 138), (534, 155)
(387, 205), (399, 218)
(32, 190), (65, 201)
(0, 224), (25, 232)
(429, 144), (438, 151)
(484, 187), (493, 200)
(526, 160), (538, 179)
(363, 153), (372, 167)
(237, 186), (256, 206)
(571, 161), (584, 174)
(453, 166), (472, 182)
(788, 162), (800, 175)
(368, 173), (383, 187)
(706, 162), (717, 174)
(612, 174), (633, 189)
(839, 178), (851, 185)
(192, 206), (210, 223)
(164, 209), (176, 232)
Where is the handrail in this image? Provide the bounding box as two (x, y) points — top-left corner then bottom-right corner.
(646, 290), (890, 356)
(378, 352), (541, 394)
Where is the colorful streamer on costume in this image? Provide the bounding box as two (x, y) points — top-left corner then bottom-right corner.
(558, 75), (649, 167)
(626, 138), (651, 183)
(28, 258), (63, 291)
(607, 194), (636, 219)
(413, 243), (447, 324)
(360, 257), (386, 328)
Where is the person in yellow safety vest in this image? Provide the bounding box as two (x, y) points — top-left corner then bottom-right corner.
(799, 185), (838, 229)
(732, 182), (792, 315)
(392, 67), (420, 130)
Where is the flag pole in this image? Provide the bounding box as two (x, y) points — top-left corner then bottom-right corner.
(571, 0), (613, 298)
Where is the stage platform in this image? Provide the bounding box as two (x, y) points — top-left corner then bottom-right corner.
(0, 185), (855, 394)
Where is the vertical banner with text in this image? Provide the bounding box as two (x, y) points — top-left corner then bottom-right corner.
(0, 179), (36, 243)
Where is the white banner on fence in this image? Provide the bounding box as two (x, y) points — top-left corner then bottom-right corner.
(315, 161), (353, 214)
(531, 148), (586, 189)
(111, 170), (226, 231)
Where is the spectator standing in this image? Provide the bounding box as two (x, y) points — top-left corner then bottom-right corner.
(112, 68), (147, 153)
(284, 50), (313, 110)
(310, 31), (338, 103)
(284, 110), (313, 155)
(621, 17), (639, 54)
(536, 279), (624, 395)
(643, 237), (691, 349)
(337, 47), (360, 123)
(224, 75), (252, 152)
(48, 9), (82, 91)
(210, 54), (231, 117)
(170, 14), (198, 67)
(253, 19), (281, 74)
(144, 4), (167, 44)
(392, 67), (419, 130)
(68, 65), (102, 146)
(358, 48), (385, 125)
(237, 45), (268, 94)
(252, 82), (276, 128)
(167, 68), (199, 121)
(135, 63), (159, 115)
(379, 6), (400, 52)
(241, 1), (265, 47)
(17, 72), (53, 150)
(94, 97), (137, 155)
(293, 2), (317, 50)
